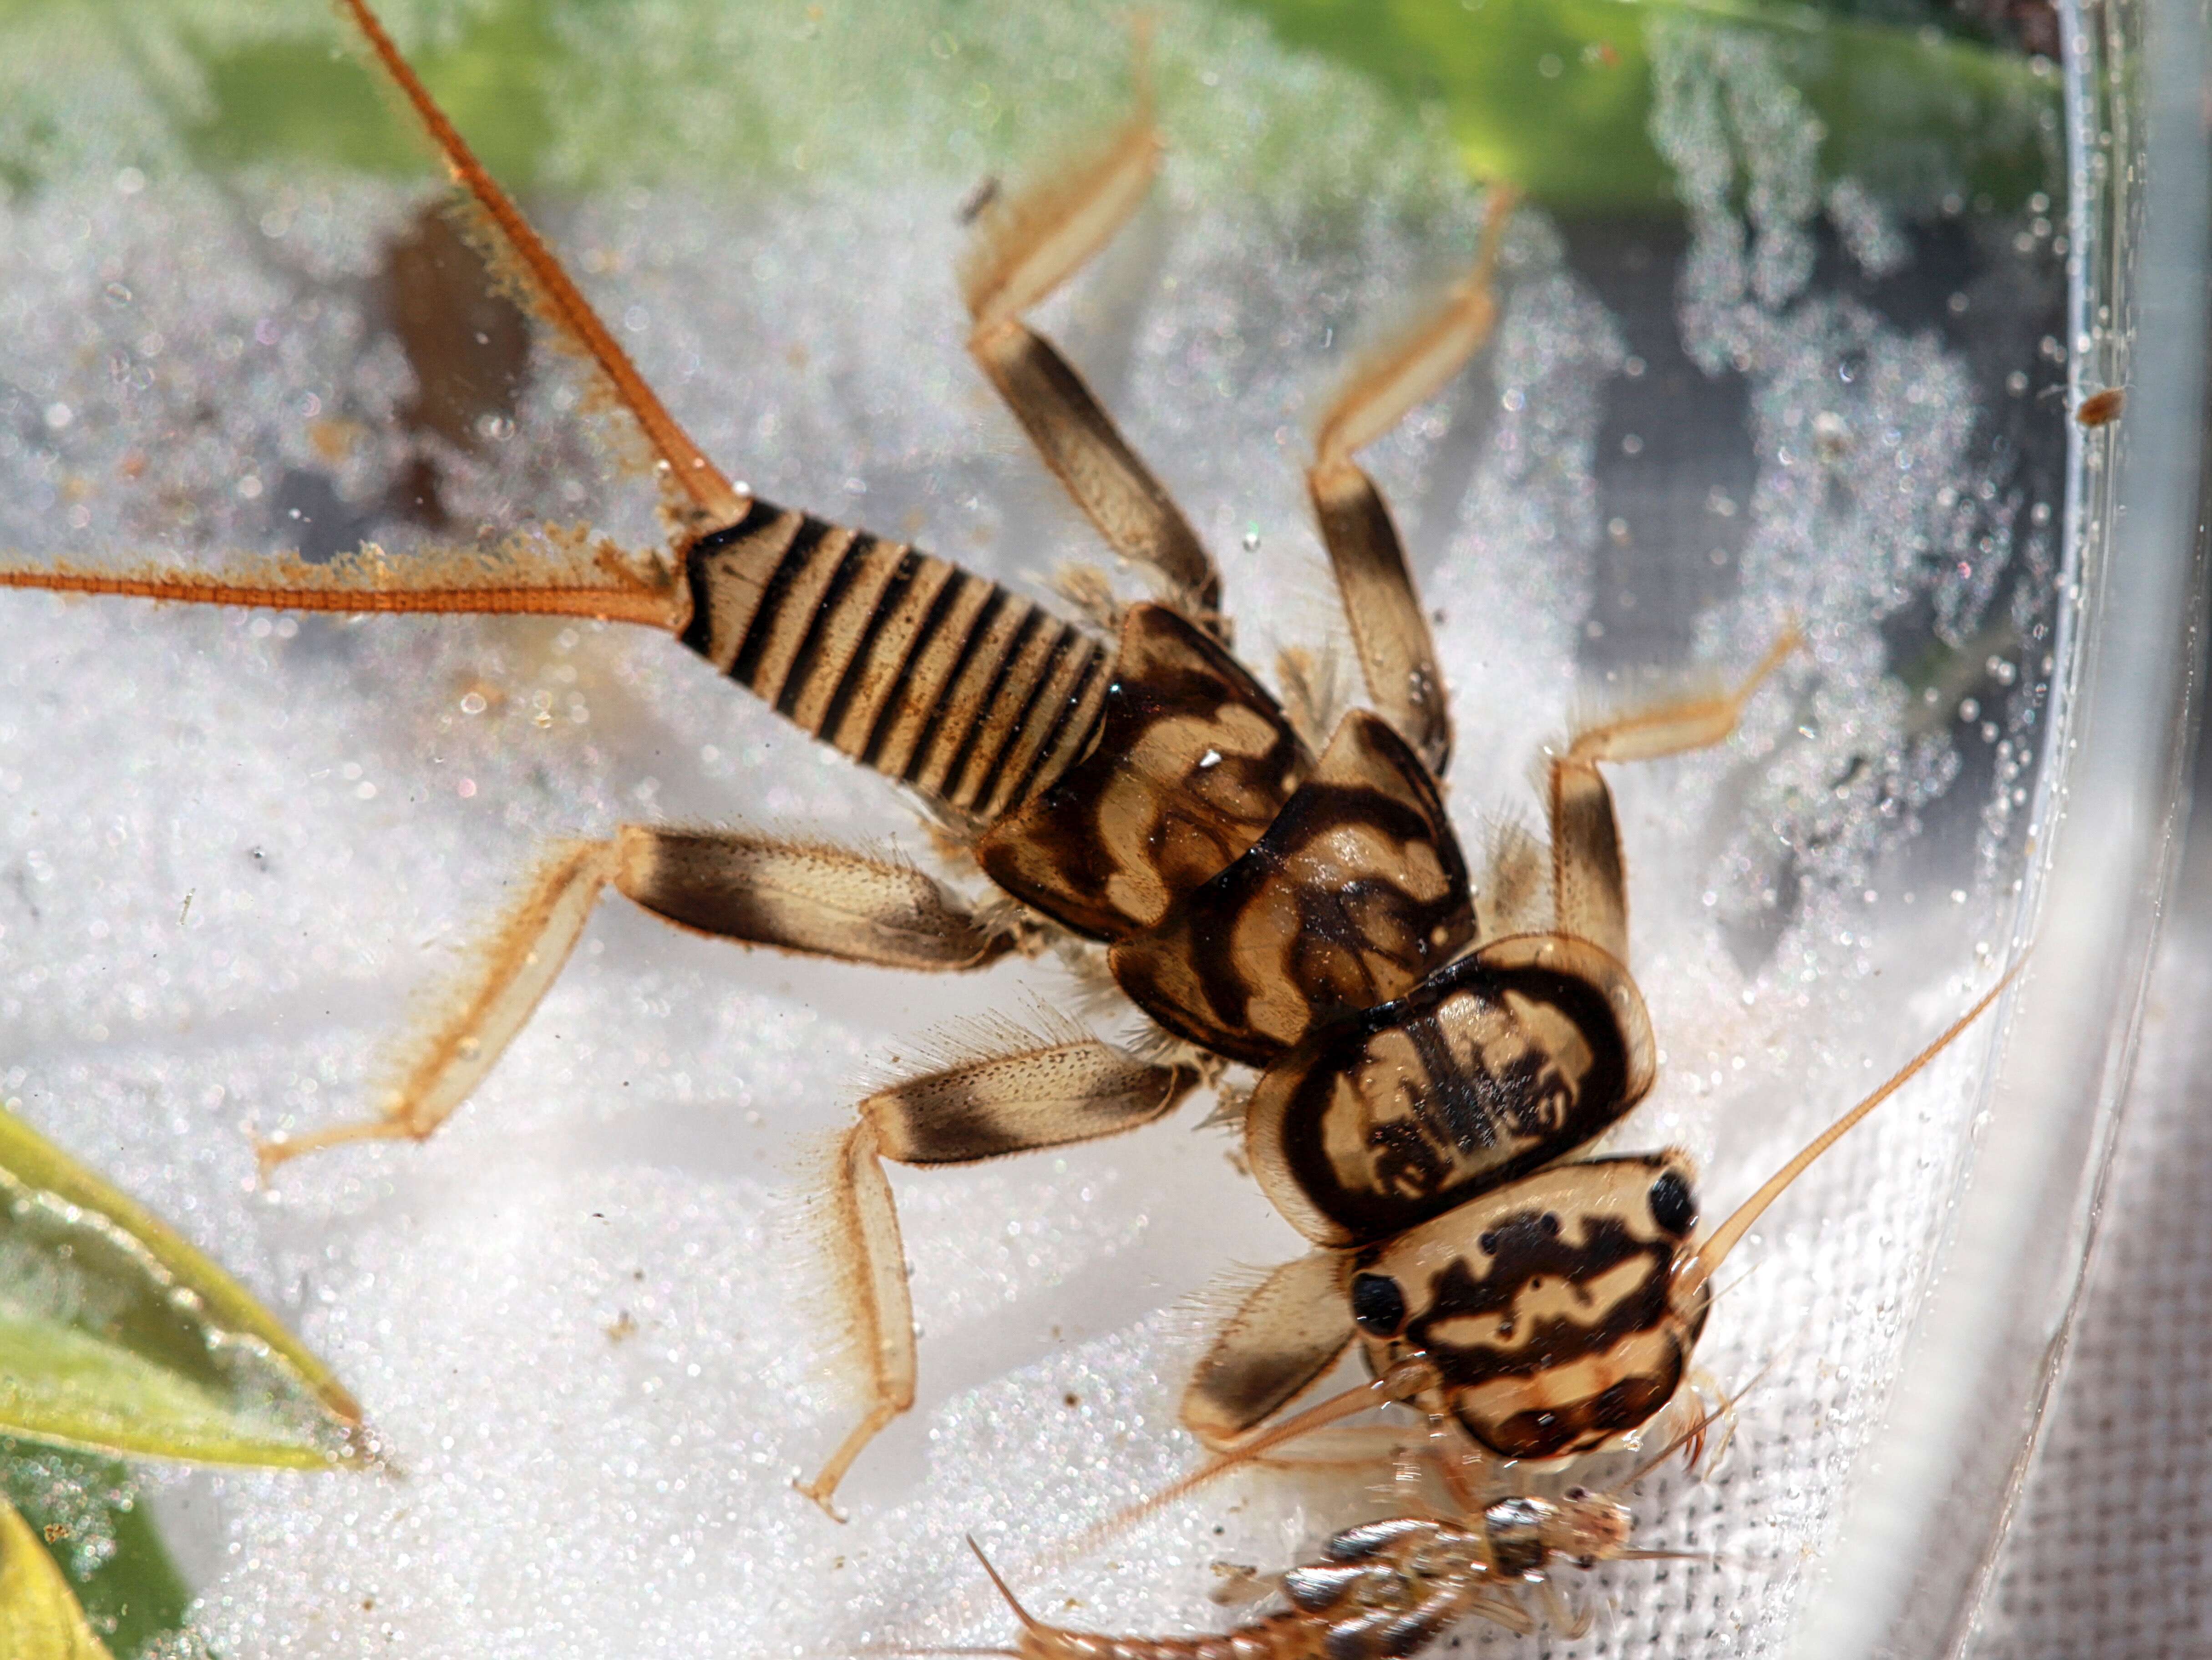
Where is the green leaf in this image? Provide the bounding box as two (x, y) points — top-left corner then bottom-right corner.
(1237, 0), (2060, 209)
(1, 1449), (192, 1660)
(0, 1316), (346, 1471)
(0, 1490), (114, 1660)
(5, 0), (2055, 214)
(0, 1100), (361, 1469)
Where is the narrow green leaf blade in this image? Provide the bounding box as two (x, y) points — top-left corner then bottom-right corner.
(0, 1316), (345, 1470)
(0, 1107), (358, 1425)
(0, 1100), (361, 1468)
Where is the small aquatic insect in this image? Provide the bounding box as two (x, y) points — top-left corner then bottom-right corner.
(953, 1383), (1749, 1656)
(2074, 387), (2125, 427)
(951, 1531), (1529, 1659)
(4, 0), (1824, 1521)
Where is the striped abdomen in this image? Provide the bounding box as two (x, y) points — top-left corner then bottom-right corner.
(680, 499), (1110, 823)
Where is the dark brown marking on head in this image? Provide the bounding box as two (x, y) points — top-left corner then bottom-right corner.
(977, 604), (1309, 939)
(1408, 1211), (1666, 1357)
(1109, 710), (1472, 1065)
(1477, 1363), (1684, 1461)
(1353, 1153), (1697, 1460)
(1246, 938), (1649, 1246)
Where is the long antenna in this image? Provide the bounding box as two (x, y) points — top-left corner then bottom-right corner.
(1672, 954), (2027, 1312)
(335, 0), (746, 526)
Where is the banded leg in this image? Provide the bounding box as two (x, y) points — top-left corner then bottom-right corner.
(258, 830), (1029, 1168)
(1547, 629), (1801, 962)
(802, 1037), (1202, 1516)
(959, 72), (1222, 623)
(1307, 188), (1516, 779)
(1181, 1250), (1355, 1451)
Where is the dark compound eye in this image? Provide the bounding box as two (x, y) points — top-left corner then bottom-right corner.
(1649, 1169), (1696, 1236)
(1350, 1272), (1407, 1336)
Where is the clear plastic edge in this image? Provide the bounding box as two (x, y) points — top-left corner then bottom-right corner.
(1786, 0), (2212, 1650)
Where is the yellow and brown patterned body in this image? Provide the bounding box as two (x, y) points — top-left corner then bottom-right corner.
(678, 511), (1518, 1085)
(676, 494), (1682, 1469)
(0, 0), (1982, 1540)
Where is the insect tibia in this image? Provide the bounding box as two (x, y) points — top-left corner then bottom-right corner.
(956, 81), (1159, 335)
(953, 37), (1225, 625)
(259, 840), (619, 1174)
(680, 498), (1112, 826)
(1312, 184), (1517, 469)
(792, 1120), (916, 1522)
